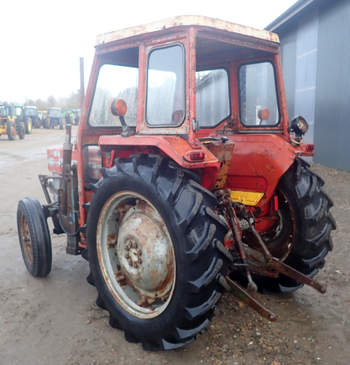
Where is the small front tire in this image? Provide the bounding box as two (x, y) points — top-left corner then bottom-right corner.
(17, 198), (52, 277)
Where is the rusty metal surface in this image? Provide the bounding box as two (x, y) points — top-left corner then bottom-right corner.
(224, 276), (277, 322)
(96, 191), (176, 319)
(18, 212), (33, 266)
(203, 139), (235, 189)
(96, 16), (279, 46)
(216, 190), (326, 322)
(267, 258), (326, 294)
(217, 189), (257, 292)
(247, 211), (326, 294)
(99, 134), (220, 170)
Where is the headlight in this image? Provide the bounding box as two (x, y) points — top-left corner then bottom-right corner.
(290, 116), (309, 137)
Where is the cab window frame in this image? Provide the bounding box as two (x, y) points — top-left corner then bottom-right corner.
(145, 43), (186, 128)
(238, 60), (281, 128)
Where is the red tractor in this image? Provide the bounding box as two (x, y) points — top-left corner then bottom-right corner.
(17, 16), (335, 350)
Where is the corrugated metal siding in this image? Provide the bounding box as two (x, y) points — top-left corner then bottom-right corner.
(293, 8), (319, 145)
(276, 0), (350, 171)
(279, 8), (319, 146)
(314, 0), (350, 171)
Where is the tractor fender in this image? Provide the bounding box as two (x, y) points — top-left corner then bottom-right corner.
(227, 134), (298, 206)
(98, 135), (221, 171)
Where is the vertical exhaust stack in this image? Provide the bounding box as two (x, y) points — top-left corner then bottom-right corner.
(60, 119), (72, 216)
(80, 57), (85, 110)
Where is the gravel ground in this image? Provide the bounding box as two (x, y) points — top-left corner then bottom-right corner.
(0, 129), (349, 365)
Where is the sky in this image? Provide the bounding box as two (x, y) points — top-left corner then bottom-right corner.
(0, 0), (296, 103)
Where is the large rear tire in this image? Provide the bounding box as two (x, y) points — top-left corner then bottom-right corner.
(87, 155), (229, 350)
(17, 122), (25, 139)
(255, 159), (335, 293)
(17, 198), (52, 277)
(7, 121), (15, 140)
(25, 118), (32, 134)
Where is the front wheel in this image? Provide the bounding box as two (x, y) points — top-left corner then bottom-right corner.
(87, 155), (229, 350)
(254, 159), (336, 293)
(17, 198), (52, 277)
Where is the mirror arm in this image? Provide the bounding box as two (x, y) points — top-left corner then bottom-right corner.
(120, 116), (132, 137)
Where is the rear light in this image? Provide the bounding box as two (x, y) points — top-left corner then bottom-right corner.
(184, 150), (205, 162)
(305, 144), (314, 153)
(274, 195), (279, 211)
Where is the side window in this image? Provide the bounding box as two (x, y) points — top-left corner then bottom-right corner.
(146, 45), (185, 126)
(89, 64), (138, 127)
(239, 62), (279, 126)
(196, 69), (230, 127)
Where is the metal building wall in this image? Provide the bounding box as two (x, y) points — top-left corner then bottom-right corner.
(314, 0), (350, 171)
(276, 0), (350, 171)
(279, 7), (319, 145)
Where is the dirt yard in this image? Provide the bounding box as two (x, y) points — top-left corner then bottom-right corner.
(0, 128), (349, 365)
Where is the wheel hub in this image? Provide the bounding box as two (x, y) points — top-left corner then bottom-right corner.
(97, 192), (176, 318)
(116, 203), (174, 299)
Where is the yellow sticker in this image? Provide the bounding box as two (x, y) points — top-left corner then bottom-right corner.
(230, 190), (264, 206)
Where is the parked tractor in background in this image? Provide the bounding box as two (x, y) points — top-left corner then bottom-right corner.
(0, 104), (25, 140)
(13, 105), (33, 134)
(17, 16), (335, 351)
(44, 107), (63, 129)
(72, 108), (80, 125)
(24, 105), (39, 129)
(38, 110), (48, 128)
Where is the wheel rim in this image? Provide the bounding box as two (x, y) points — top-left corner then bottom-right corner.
(96, 191), (176, 319)
(19, 212), (33, 266)
(262, 190), (295, 261)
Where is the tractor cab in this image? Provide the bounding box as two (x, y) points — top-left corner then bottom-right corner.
(81, 17), (312, 193)
(23, 106), (39, 129)
(46, 107), (63, 129)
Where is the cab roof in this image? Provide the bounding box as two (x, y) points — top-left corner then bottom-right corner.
(96, 15), (279, 46)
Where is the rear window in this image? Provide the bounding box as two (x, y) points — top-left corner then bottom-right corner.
(146, 45), (185, 126)
(239, 62), (279, 127)
(196, 68), (230, 128)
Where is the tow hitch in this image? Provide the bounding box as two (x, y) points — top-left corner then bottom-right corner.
(216, 189), (327, 321)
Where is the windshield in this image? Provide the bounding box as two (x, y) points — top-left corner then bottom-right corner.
(239, 61), (279, 126)
(196, 69), (230, 128)
(24, 107), (37, 117)
(48, 109), (61, 118)
(89, 64), (138, 127)
(15, 107), (22, 116)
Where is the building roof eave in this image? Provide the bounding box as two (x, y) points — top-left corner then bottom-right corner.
(265, 0), (315, 32)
